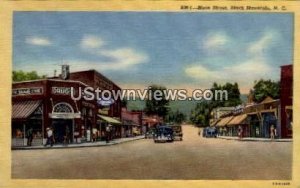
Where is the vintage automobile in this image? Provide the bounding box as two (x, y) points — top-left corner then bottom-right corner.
(203, 127), (217, 138)
(169, 125), (183, 141)
(145, 128), (157, 139)
(153, 126), (174, 143)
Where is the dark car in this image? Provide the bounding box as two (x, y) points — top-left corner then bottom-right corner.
(145, 128), (157, 139)
(169, 125), (183, 141)
(153, 126), (174, 143)
(203, 127), (217, 138)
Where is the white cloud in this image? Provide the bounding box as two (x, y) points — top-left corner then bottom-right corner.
(25, 37), (52, 46)
(80, 35), (105, 49)
(185, 64), (219, 80)
(79, 35), (148, 71)
(247, 30), (279, 55)
(14, 47), (149, 76)
(202, 32), (230, 50)
(98, 48), (148, 69)
(185, 57), (274, 91)
(186, 29), (281, 93)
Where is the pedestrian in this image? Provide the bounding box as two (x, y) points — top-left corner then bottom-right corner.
(44, 127), (53, 147)
(238, 126), (243, 140)
(74, 128), (80, 143)
(92, 128), (97, 142)
(64, 126), (70, 144)
(270, 125), (275, 140)
(26, 127), (33, 146)
(106, 125), (111, 143)
(86, 127), (91, 142)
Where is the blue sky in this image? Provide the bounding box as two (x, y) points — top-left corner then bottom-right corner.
(13, 12), (293, 94)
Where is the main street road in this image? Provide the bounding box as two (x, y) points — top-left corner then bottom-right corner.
(12, 125), (292, 179)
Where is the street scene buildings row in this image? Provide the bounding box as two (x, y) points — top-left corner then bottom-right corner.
(12, 67), (161, 147)
(209, 64), (293, 138)
(12, 64), (293, 147)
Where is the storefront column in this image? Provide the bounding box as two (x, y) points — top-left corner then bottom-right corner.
(23, 123), (26, 146)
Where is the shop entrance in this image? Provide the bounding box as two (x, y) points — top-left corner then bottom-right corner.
(52, 119), (73, 144)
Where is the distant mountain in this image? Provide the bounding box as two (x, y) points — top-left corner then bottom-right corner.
(126, 94), (248, 118)
(240, 94), (248, 103)
(127, 99), (198, 118)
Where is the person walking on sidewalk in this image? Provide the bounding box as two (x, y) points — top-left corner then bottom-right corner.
(106, 125), (111, 143)
(44, 127), (53, 147)
(86, 127), (91, 142)
(238, 126), (243, 140)
(26, 127), (33, 146)
(63, 126), (71, 145)
(270, 125), (275, 140)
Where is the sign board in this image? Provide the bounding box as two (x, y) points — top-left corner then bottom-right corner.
(98, 108), (109, 115)
(12, 87), (43, 96)
(52, 87), (72, 95)
(97, 98), (115, 107)
(49, 112), (81, 119)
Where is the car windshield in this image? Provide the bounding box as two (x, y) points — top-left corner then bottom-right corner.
(171, 126), (182, 132)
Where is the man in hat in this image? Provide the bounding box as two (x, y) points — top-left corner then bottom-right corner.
(44, 127), (53, 147)
(26, 127), (33, 146)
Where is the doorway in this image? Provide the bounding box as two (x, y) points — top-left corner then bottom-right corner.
(52, 119), (73, 144)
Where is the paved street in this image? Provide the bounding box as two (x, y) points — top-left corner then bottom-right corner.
(12, 125), (292, 179)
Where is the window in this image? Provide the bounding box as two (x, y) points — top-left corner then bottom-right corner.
(53, 102), (74, 113)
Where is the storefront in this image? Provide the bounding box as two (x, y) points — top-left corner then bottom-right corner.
(12, 69), (122, 147)
(12, 100), (43, 146)
(227, 114), (249, 137)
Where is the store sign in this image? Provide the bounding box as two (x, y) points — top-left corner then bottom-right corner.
(52, 87), (72, 95)
(49, 112), (81, 119)
(97, 98), (115, 107)
(12, 87), (43, 96)
(98, 108), (109, 115)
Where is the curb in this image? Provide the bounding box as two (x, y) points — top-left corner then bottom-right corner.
(12, 137), (145, 150)
(217, 137), (292, 142)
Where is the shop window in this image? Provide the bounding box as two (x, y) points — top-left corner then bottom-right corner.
(53, 102), (74, 113)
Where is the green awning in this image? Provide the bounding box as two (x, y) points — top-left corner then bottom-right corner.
(98, 115), (121, 124)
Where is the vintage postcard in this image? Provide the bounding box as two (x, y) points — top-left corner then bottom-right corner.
(0, 1), (299, 188)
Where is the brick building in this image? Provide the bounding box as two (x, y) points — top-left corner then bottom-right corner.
(12, 67), (122, 146)
(280, 64), (293, 138)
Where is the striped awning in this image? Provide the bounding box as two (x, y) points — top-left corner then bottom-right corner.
(210, 119), (220, 127)
(12, 100), (42, 119)
(227, 114), (247, 126)
(98, 115), (122, 124)
(216, 116), (234, 127)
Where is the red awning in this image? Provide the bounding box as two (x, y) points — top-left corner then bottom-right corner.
(12, 100), (42, 119)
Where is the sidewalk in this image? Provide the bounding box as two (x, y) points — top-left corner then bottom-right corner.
(12, 136), (145, 150)
(217, 136), (292, 142)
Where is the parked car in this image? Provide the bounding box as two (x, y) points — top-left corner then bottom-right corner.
(153, 126), (174, 143)
(169, 125), (183, 141)
(132, 127), (141, 136)
(203, 127), (217, 138)
(145, 128), (156, 139)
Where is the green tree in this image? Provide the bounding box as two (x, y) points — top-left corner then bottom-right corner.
(211, 82), (241, 107)
(165, 110), (186, 124)
(252, 79), (280, 102)
(190, 101), (212, 127)
(12, 70), (46, 82)
(144, 85), (170, 118)
(190, 82), (242, 127)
